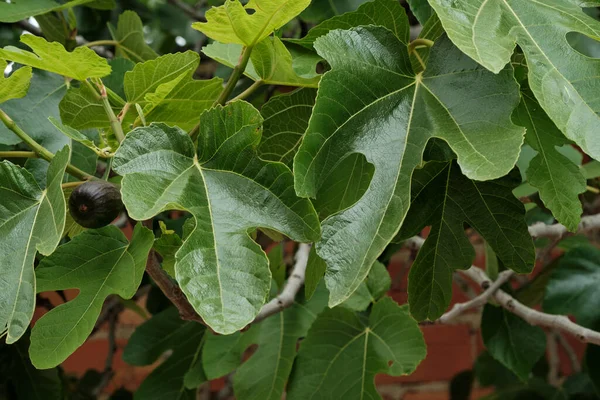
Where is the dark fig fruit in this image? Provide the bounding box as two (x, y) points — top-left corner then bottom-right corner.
(68, 181), (123, 229)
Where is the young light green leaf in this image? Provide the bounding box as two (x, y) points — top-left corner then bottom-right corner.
(289, 0), (409, 48)
(59, 57), (133, 130)
(429, 0), (600, 162)
(108, 11), (159, 62)
(513, 88), (585, 232)
(125, 51), (199, 106)
(0, 147), (69, 344)
(233, 285), (329, 400)
(140, 74), (223, 131)
(343, 261), (391, 312)
(544, 246), (600, 329)
(259, 88), (316, 168)
(29, 224), (153, 369)
(287, 297), (426, 399)
(396, 161), (534, 321)
(0, 61), (32, 104)
(0, 35), (111, 81)
(481, 305), (546, 382)
(0, 0), (100, 23)
(112, 103), (321, 334)
(59, 80), (123, 131)
(250, 37), (321, 87)
(122, 307), (206, 400)
(294, 27), (525, 307)
(203, 37), (320, 88)
(192, 0), (311, 46)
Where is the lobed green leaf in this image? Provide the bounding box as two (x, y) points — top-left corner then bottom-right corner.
(29, 224), (153, 368)
(429, 0), (600, 164)
(0, 147), (69, 344)
(112, 103), (320, 334)
(0, 35), (111, 81)
(294, 26), (526, 307)
(193, 0), (311, 46)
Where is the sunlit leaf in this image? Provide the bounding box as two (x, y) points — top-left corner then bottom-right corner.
(193, 0), (311, 46)
(29, 224), (153, 368)
(0, 60), (31, 104)
(0, 35), (110, 81)
(294, 27), (525, 306)
(429, 0), (600, 162)
(0, 147), (69, 344)
(112, 103), (320, 334)
(203, 37), (320, 88)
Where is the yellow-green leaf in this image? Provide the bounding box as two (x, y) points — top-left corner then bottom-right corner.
(0, 35), (111, 81)
(0, 61), (32, 104)
(192, 0), (311, 47)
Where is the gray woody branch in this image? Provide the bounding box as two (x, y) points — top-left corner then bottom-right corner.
(251, 243), (311, 325)
(419, 213), (600, 345)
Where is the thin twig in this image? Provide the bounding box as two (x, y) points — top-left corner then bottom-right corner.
(146, 248), (207, 326)
(461, 266), (600, 346)
(0, 109), (96, 181)
(92, 310), (118, 396)
(251, 243), (311, 325)
(438, 270), (514, 324)
(528, 213), (600, 240)
(547, 331), (560, 386)
(556, 330), (581, 374)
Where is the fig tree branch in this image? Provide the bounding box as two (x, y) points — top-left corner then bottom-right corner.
(438, 269), (514, 324)
(251, 243), (311, 325)
(462, 265), (600, 346)
(528, 213), (600, 240)
(145, 247), (207, 326)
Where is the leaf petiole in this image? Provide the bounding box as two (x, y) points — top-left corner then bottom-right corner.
(229, 80), (264, 104)
(0, 108), (96, 181)
(0, 151), (37, 159)
(214, 45), (255, 107)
